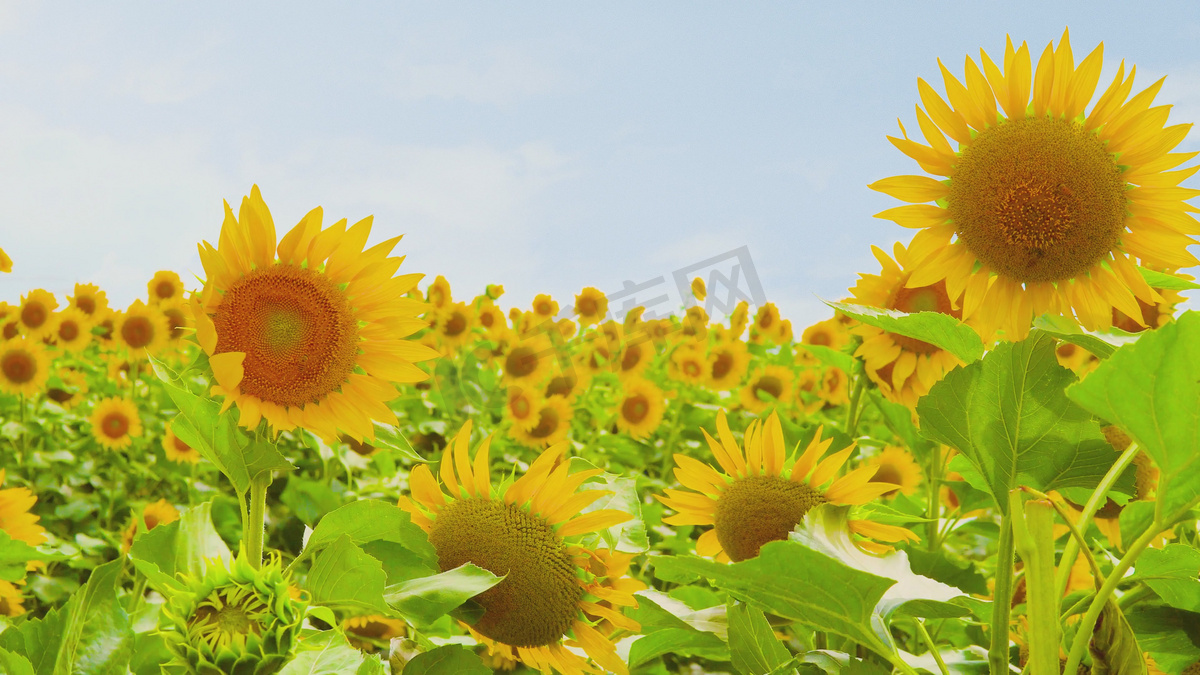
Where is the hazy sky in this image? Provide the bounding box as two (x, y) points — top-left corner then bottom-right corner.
(1, 2), (1198, 325)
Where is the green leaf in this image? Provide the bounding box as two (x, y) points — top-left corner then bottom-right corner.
(1068, 312), (1200, 517)
(579, 473), (649, 553)
(796, 344), (855, 374)
(868, 392), (933, 460)
(362, 541), (437, 585)
(1133, 545), (1200, 614)
(1126, 605), (1200, 674)
(0, 648), (35, 675)
(369, 423), (428, 464)
(1031, 314), (1140, 359)
(278, 630), (374, 675)
(280, 478), (342, 527)
(824, 300), (984, 363)
(306, 535), (389, 614)
(906, 547), (988, 596)
(402, 645), (491, 675)
(729, 600), (790, 675)
(0, 530), (60, 582)
(917, 331), (1117, 512)
(384, 563), (503, 625)
(303, 500), (435, 566)
(628, 628), (730, 668)
(129, 502), (231, 595)
(1089, 600), (1148, 674)
(1139, 267), (1200, 290)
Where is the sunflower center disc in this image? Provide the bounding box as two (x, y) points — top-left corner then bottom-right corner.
(949, 116), (1127, 283)
(711, 352), (733, 379)
(506, 347), (538, 378)
(76, 297), (95, 315)
(715, 475), (826, 562)
(102, 413), (129, 439)
(1, 352), (34, 384)
(622, 395), (649, 424)
(752, 375), (783, 401)
(20, 303), (46, 329)
(529, 406), (561, 439)
(121, 317), (155, 349)
(156, 281), (176, 300)
(213, 264), (359, 408)
(886, 281), (960, 355)
(443, 312), (468, 337)
(59, 321), (79, 341)
(429, 498), (582, 648)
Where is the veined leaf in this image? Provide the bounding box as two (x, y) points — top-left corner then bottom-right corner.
(1132, 545), (1200, 614)
(729, 600), (790, 675)
(384, 563), (503, 625)
(824, 300), (984, 363)
(306, 535), (389, 615)
(1089, 600), (1148, 675)
(1032, 314), (1141, 359)
(302, 500), (435, 566)
(403, 645), (491, 675)
(278, 629), (379, 675)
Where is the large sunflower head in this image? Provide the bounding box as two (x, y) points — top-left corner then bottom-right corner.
(115, 300), (170, 360)
(0, 470), (49, 547)
(656, 411), (917, 562)
(399, 422), (637, 675)
(0, 337), (51, 397)
(850, 243), (966, 408)
(148, 270), (186, 305)
(192, 186), (438, 441)
(89, 396), (143, 450)
(51, 307), (93, 353)
(871, 30), (1198, 340)
(615, 378), (665, 440)
(68, 282), (110, 320)
(17, 289), (57, 341)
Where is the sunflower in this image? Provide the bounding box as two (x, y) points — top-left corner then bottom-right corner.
(739, 365), (795, 414)
(544, 368), (590, 404)
(706, 339), (749, 390)
(691, 277), (706, 302)
(115, 300), (169, 359)
(0, 580), (25, 617)
(0, 337), (51, 397)
(656, 411), (916, 562)
(90, 396), (142, 450)
(398, 422), (637, 675)
(68, 282), (109, 320)
(16, 289), (57, 341)
(574, 336), (618, 379)
(503, 334), (556, 385)
(51, 307), (93, 353)
(793, 369), (825, 416)
(193, 186), (438, 440)
(1054, 341), (1095, 372)
(817, 367), (850, 407)
(435, 302), (475, 351)
(871, 30), (1198, 340)
(556, 318), (577, 341)
(477, 302), (508, 337)
(680, 306), (709, 342)
(121, 499), (181, 552)
(615, 378), (665, 440)
(163, 422), (202, 464)
(0, 247), (10, 273)
(511, 395), (573, 448)
(750, 303), (786, 344)
(343, 615), (406, 652)
(506, 386), (542, 432)
(149, 270), (186, 305)
(574, 287), (609, 327)
(670, 345), (708, 385)
(159, 297), (191, 345)
(865, 447), (922, 497)
(728, 301), (750, 339)
(801, 318), (851, 351)
(46, 368), (88, 409)
(1110, 272), (1188, 333)
(533, 294), (559, 319)
(615, 337), (653, 380)
(0, 470), (49, 547)
(849, 243), (966, 408)
(427, 275), (452, 310)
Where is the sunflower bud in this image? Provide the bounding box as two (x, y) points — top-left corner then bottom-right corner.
(160, 554), (305, 675)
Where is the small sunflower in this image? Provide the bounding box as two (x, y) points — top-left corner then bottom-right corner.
(728, 301), (750, 339)
(115, 300), (170, 359)
(574, 287), (609, 327)
(0, 470), (49, 547)
(872, 30), (1198, 340)
(615, 379), (665, 440)
(0, 337), (51, 397)
(503, 334), (556, 385)
(343, 614), (406, 652)
(427, 275), (452, 310)
(706, 339), (750, 390)
(533, 294), (559, 319)
(163, 422), (203, 464)
(121, 499), (181, 552)
(669, 344), (708, 385)
(817, 367), (850, 407)
(193, 186), (438, 440)
(51, 307), (93, 353)
(17, 289), (57, 341)
(544, 368), (590, 403)
(801, 318), (851, 351)
(511, 395), (573, 448)
(68, 282), (110, 320)
(90, 396), (143, 450)
(615, 337), (653, 380)
(159, 298), (191, 345)
(149, 270), (186, 305)
(46, 368), (88, 409)
(399, 422), (637, 675)
(680, 306), (709, 343)
(656, 411), (916, 562)
(750, 303), (786, 344)
(866, 447), (922, 497)
(739, 365), (795, 414)
(506, 386), (541, 432)
(0, 579), (25, 617)
(477, 302), (508, 337)
(435, 302), (475, 351)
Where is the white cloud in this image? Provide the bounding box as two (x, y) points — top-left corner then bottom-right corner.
(387, 45), (565, 106)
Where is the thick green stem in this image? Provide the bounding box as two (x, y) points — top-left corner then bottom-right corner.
(1010, 493), (1058, 675)
(989, 512), (1015, 675)
(844, 371), (866, 437)
(246, 472), (273, 569)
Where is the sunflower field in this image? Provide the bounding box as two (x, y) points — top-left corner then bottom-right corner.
(3, 30), (1200, 675)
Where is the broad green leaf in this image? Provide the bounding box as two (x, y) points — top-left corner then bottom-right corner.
(402, 645), (491, 675)
(280, 478), (342, 527)
(306, 535), (389, 614)
(868, 392), (933, 461)
(303, 500), (435, 566)
(729, 600), (790, 675)
(1068, 312), (1200, 517)
(1139, 267), (1200, 291)
(824, 300), (984, 363)
(917, 331), (1117, 512)
(362, 541), (437, 585)
(1089, 600), (1148, 674)
(130, 502), (231, 595)
(0, 530), (60, 582)
(629, 591), (726, 636)
(278, 630), (374, 675)
(1133, 545), (1200, 614)
(369, 423), (428, 464)
(385, 563), (503, 625)
(1031, 314), (1140, 359)
(1126, 605), (1200, 674)
(628, 628), (730, 668)
(797, 343), (855, 374)
(0, 648), (35, 675)
(906, 547), (988, 596)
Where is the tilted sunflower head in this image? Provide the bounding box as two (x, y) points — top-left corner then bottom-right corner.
(399, 421), (639, 675)
(160, 554), (305, 675)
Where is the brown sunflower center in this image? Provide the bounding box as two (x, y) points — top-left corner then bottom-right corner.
(173, 435), (193, 453)
(714, 475), (826, 562)
(751, 375), (783, 401)
(545, 375), (576, 399)
(577, 297), (598, 317)
(442, 312), (468, 338)
(76, 297), (95, 315)
(682, 359), (703, 378)
(101, 412), (130, 439)
(429, 498), (581, 648)
(121, 316), (155, 349)
(711, 351), (733, 380)
(886, 281), (960, 355)
(1, 351), (35, 384)
(949, 116), (1127, 283)
(871, 463), (902, 486)
(156, 281), (177, 300)
(163, 308), (186, 339)
(213, 264), (360, 407)
(47, 388), (75, 404)
(20, 303), (46, 329)
(2, 322), (18, 340)
(622, 395), (649, 424)
(505, 346), (539, 378)
(58, 320), (80, 342)
(620, 346), (643, 372)
(758, 311), (774, 329)
(536, 301), (554, 316)
(806, 330), (831, 347)
(529, 406), (562, 439)
(480, 311), (495, 328)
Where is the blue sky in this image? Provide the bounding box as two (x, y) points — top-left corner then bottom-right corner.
(1, 1), (1198, 325)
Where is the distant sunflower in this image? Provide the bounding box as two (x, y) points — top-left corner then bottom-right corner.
(670, 344), (708, 385)
(46, 368), (88, 409)
(871, 30), (1198, 339)
(574, 287), (609, 327)
(159, 298), (191, 344)
(68, 283), (110, 320)
(506, 386), (541, 432)
(656, 411), (916, 562)
(115, 301), (169, 359)
(691, 277), (707, 302)
(17, 289), (57, 341)
(435, 302), (475, 351)
(0, 248), (10, 273)
(344, 615), (406, 652)
(0, 337), (50, 397)
(193, 186), (438, 440)
(615, 337), (653, 380)
(121, 499), (181, 552)
(817, 367), (850, 407)
(148, 270), (185, 305)
(0, 580), (25, 617)
(680, 306), (709, 342)
(533, 294), (559, 319)
(52, 307), (93, 353)
(728, 301), (750, 339)
(476, 302), (508, 337)
(801, 318), (850, 351)
(90, 396), (142, 450)
(511, 395), (572, 448)
(866, 447), (922, 497)
(544, 368), (590, 403)
(849, 243), (965, 408)
(707, 339), (749, 390)
(739, 365), (795, 414)
(0, 470), (49, 547)
(574, 336), (618, 379)
(1110, 272), (1188, 333)
(503, 335), (555, 385)
(427, 275), (452, 311)
(750, 303), (785, 344)
(163, 422), (202, 464)
(615, 378), (665, 440)
(399, 423), (637, 675)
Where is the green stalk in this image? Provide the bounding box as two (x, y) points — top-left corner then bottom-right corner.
(915, 619), (949, 675)
(844, 370), (867, 437)
(926, 442), (942, 551)
(245, 472), (273, 569)
(1010, 492), (1058, 675)
(989, 512), (1015, 675)
(658, 393), (688, 476)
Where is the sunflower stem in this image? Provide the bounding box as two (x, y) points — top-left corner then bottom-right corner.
(925, 443), (941, 551)
(1009, 492), (1057, 675)
(914, 618), (949, 675)
(18, 394), (27, 465)
(844, 370), (866, 438)
(658, 392), (688, 476)
(988, 511), (1015, 675)
(246, 472), (272, 569)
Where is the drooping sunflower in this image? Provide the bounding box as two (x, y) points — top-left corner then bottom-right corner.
(51, 307), (93, 353)
(656, 411), (917, 562)
(398, 422), (637, 675)
(739, 365), (795, 414)
(871, 30), (1198, 340)
(850, 243), (967, 408)
(115, 300), (170, 359)
(511, 395), (573, 449)
(16, 289), (57, 341)
(615, 378), (665, 440)
(193, 186), (438, 440)
(163, 422), (202, 464)
(68, 282), (110, 320)
(706, 339), (750, 390)
(121, 499), (181, 552)
(148, 270), (186, 305)
(0, 470), (49, 547)
(574, 287), (609, 327)
(90, 396), (143, 450)
(0, 337), (51, 397)
(865, 446), (922, 497)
